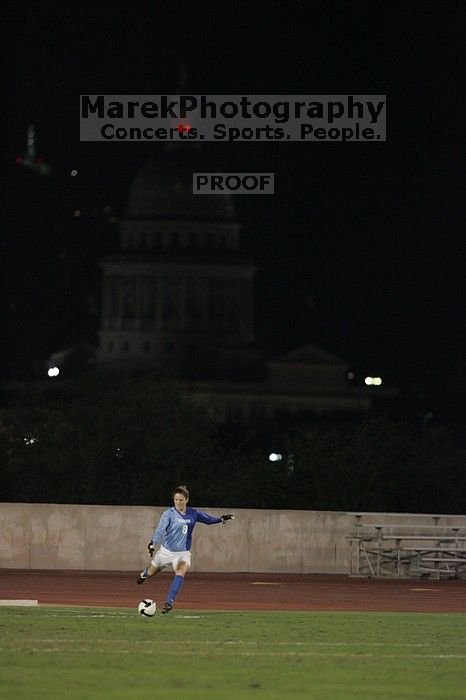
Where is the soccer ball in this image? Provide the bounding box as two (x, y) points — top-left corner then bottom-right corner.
(138, 599), (157, 617)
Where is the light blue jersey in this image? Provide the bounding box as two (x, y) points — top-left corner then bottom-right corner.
(151, 507), (222, 552)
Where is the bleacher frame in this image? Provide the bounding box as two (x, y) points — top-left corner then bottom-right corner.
(347, 514), (466, 579)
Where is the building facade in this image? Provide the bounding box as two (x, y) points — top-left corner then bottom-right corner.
(98, 155), (258, 378)
(97, 150), (372, 422)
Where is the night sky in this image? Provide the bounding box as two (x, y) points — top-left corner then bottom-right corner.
(4, 2), (465, 413)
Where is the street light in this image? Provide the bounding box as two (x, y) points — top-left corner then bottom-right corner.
(365, 376), (383, 386)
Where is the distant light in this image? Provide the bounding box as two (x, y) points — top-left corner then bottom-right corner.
(365, 376), (382, 386)
(47, 367), (60, 377)
(71, 169), (78, 176)
(74, 209), (81, 217)
(24, 436), (38, 445)
(347, 371), (355, 380)
(269, 453), (278, 462)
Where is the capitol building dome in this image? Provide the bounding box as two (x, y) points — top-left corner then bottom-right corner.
(125, 153), (237, 221)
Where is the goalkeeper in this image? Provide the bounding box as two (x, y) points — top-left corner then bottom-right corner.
(136, 484), (234, 614)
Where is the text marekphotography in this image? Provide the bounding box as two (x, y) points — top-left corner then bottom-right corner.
(80, 95), (386, 142)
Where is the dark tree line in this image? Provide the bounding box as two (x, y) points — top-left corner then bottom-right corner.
(1, 371), (465, 513)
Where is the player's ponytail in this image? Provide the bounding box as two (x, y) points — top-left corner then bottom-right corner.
(173, 485), (189, 500)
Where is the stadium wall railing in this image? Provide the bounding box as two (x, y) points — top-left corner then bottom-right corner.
(1, 503), (465, 574)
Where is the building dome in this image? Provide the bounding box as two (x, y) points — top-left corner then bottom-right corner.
(125, 154), (237, 221)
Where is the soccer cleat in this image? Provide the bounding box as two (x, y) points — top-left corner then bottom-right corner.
(161, 602), (173, 614)
(136, 571), (147, 585)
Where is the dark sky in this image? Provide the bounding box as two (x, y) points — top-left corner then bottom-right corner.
(4, 1), (465, 407)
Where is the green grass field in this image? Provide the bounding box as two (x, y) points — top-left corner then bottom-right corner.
(0, 606), (465, 700)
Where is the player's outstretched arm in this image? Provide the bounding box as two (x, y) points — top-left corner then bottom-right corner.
(195, 510), (234, 525)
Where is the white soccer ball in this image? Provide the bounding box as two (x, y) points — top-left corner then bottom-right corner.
(138, 599), (157, 617)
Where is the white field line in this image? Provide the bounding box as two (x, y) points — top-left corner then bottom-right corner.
(48, 612), (130, 616)
(3, 612), (202, 619)
(0, 647), (465, 659)
(9, 639), (466, 650)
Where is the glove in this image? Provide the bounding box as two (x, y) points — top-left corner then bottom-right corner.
(221, 514), (235, 523)
(147, 542), (155, 557)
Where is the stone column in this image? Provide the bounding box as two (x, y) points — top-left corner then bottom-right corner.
(115, 276), (123, 329)
(102, 276), (111, 329)
(134, 275), (142, 330)
(201, 278), (208, 331)
(156, 276), (163, 329)
(245, 279), (253, 334)
(179, 277), (186, 328)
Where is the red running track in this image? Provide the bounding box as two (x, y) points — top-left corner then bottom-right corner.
(1, 569), (465, 613)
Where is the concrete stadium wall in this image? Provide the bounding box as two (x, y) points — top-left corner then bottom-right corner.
(1, 503), (465, 574)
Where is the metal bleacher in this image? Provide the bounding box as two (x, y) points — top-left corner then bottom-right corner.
(347, 513), (466, 580)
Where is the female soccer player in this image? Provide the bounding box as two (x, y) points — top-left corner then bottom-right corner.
(136, 485), (234, 613)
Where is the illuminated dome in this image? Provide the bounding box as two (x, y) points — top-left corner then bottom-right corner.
(125, 155), (237, 220)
